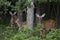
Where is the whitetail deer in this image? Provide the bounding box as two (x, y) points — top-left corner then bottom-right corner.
(9, 11), (26, 30)
(36, 13), (56, 35)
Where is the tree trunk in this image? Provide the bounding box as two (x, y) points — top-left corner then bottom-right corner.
(57, 3), (59, 27)
(56, 2), (59, 27)
(36, 7), (40, 24)
(27, 1), (34, 29)
(17, 9), (23, 28)
(27, 7), (34, 29)
(18, 9), (23, 22)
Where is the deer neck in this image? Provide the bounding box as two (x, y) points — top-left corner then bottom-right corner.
(39, 18), (42, 24)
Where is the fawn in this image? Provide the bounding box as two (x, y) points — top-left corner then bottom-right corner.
(36, 13), (56, 36)
(9, 11), (26, 30)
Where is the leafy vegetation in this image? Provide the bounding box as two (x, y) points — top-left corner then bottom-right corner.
(0, 24), (60, 40)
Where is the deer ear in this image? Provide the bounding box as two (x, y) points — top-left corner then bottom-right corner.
(13, 12), (16, 15)
(41, 13), (45, 18)
(36, 14), (40, 18)
(9, 11), (12, 15)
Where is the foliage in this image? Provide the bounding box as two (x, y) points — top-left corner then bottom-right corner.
(0, 24), (60, 40)
(35, 0), (60, 4)
(14, 0), (33, 10)
(11, 0), (25, 10)
(0, 0), (59, 13)
(45, 29), (60, 40)
(0, 25), (18, 40)
(0, 0), (11, 6)
(0, 0), (11, 14)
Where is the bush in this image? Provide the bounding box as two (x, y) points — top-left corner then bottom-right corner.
(0, 24), (60, 40)
(45, 29), (60, 40)
(11, 26), (34, 40)
(0, 25), (18, 40)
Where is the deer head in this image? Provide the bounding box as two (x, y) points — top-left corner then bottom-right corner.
(36, 13), (45, 23)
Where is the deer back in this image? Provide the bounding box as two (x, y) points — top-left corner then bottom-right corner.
(41, 19), (56, 30)
(15, 19), (26, 27)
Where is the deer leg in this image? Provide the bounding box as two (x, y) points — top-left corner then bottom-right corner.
(10, 23), (14, 27)
(40, 28), (46, 38)
(40, 29), (43, 38)
(16, 22), (23, 30)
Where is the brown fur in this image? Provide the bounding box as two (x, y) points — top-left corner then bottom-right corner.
(10, 13), (17, 27)
(41, 19), (56, 31)
(36, 13), (56, 37)
(10, 12), (26, 30)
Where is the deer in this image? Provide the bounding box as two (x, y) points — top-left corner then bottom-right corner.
(36, 13), (56, 37)
(9, 11), (26, 30)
